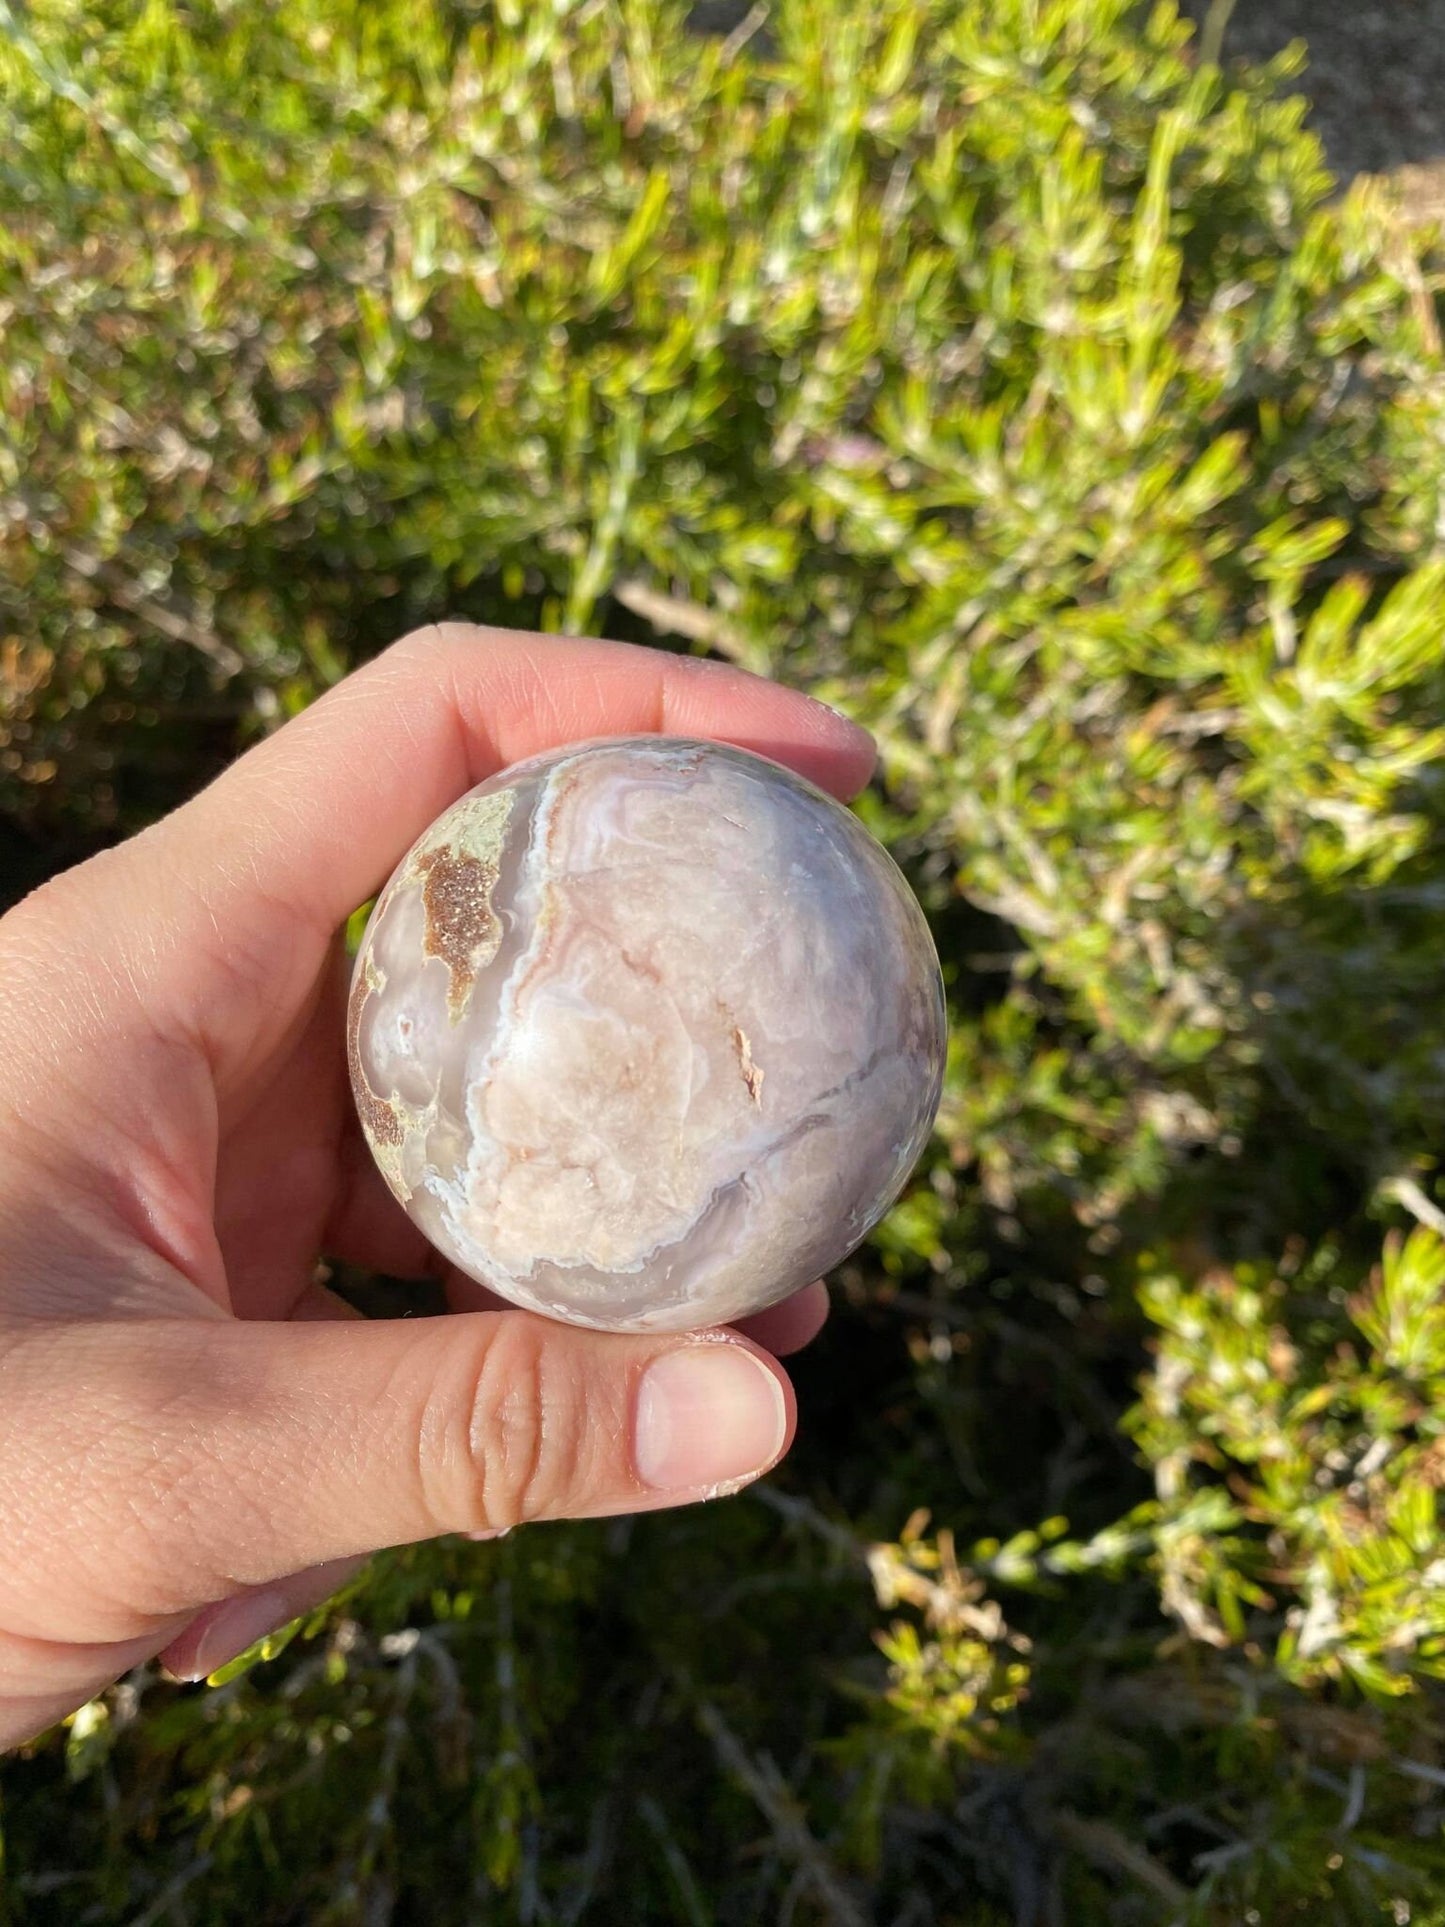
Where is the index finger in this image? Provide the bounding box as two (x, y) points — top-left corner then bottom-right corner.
(177, 623), (872, 931)
(89, 625), (874, 1075)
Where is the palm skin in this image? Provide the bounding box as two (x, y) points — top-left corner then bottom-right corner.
(0, 625), (873, 1746)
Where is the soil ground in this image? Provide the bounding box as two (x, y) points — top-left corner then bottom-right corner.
(694, 2), (1445, 221)
(1178, 1), (1445, 216)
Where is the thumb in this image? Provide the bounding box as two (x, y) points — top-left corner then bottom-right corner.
(3, 1313), (792, 1678)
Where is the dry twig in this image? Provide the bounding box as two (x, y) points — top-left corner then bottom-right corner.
(693, 1698), (869, 1927)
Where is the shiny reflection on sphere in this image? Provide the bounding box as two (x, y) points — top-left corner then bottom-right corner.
(348, 736), (946, 1332)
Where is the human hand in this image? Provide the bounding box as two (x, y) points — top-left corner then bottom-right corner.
(0, 625), (876, 1747)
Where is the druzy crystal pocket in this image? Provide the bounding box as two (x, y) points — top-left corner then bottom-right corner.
(348, 737), (946, 1332)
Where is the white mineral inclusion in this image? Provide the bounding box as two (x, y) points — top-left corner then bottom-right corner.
(348, 736), (946, 1333)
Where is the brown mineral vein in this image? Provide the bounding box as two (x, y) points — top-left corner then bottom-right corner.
(413, 845), (503, 1021)
(731, 1025), (765, 1106)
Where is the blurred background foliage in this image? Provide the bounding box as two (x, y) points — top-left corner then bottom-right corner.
(4, 0), (1445, 1920)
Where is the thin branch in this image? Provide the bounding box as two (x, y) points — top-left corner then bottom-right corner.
(612, 577), (760, 668)
(1379, 1175), (1445, 1240)
(559, 1794), (614, 1926)
(719, 3), (770, 66)
(125, 1854), (217, 1927)
(750, 1483), (867, 1560)
(1053, 1810), (1189, 1910)
(1384, 231), (1443, 358)
(637, 1795), (713, 1927)
(1389, 1752), (1445, 1791)
(693, 1698), (869, 1927)
(62, 546), (245, 675)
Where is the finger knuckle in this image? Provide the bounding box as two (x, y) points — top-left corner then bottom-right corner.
(391, 621), (489, 672)
(462, 1318), (590, 1530)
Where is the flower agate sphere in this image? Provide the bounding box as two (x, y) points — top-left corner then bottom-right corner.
(348, 737), (946, 1332)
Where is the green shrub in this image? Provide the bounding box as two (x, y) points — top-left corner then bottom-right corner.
(5, 0), (1445, 1920)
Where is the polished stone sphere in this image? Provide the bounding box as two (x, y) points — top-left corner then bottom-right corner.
(348, 736), (946, 1332)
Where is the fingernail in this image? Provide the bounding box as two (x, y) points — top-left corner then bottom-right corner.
(169, 1589), (293, 1683)
(634, 1344), (788, 1493)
